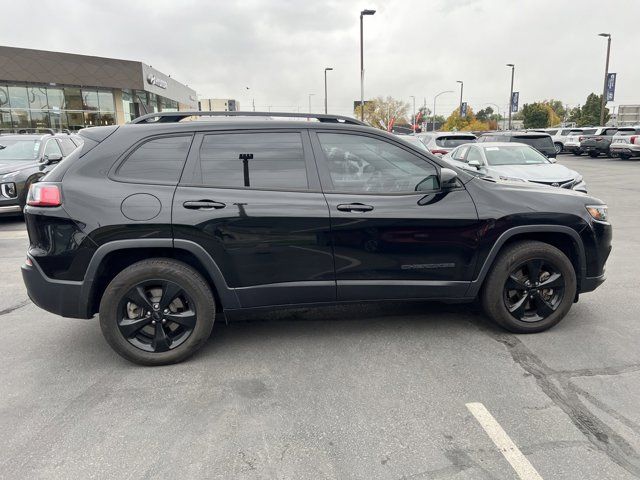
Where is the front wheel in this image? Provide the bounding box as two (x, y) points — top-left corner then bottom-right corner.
(99, 258), (215, 365)
(554, 143), (563, 155)
(481, 241), (577, 333)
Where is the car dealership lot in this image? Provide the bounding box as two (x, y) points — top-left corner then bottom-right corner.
(0, 155), (639, 479)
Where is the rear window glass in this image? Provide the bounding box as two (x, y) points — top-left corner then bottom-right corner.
(513, 135), (554, 150)
(435, 136), (476, 148)
(117, 135), (192, 183)
(546, 129), (558, 135)
(199, 132), (308, 190)
(582, 129), (597, 135)
(614, 128), (636, 136)
(603, 128), (618, 135)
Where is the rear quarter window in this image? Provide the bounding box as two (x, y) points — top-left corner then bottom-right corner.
(115, 135), (193, 184)
(514, 136), (554, 150)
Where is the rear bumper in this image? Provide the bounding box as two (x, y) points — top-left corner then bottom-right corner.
(21, 255), (93, 319)
(610, 145), (640, 157)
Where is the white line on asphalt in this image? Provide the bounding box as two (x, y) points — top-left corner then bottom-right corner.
(466, 402), (543, 480)
(0, 230), (28, 239)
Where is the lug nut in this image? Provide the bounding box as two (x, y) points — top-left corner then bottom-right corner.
(162, 319), (167, 324)
(151, 320), (156, 325)
(146, 312), (151, 317)
(163, 309), (169, 314)
(153, 303), (159, 310)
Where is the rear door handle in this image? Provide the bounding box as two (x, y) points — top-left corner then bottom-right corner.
(183, 200), (226, 210)
(336, 203), (374, 213)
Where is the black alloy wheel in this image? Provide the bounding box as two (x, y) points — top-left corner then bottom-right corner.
(503, 259), (565, 323)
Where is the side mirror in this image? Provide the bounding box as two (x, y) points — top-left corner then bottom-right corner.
(440, 167), (459, 189)
(43, 153), (63, 165)
(468, 159), (482, 169)
(548, 157), (557, 163)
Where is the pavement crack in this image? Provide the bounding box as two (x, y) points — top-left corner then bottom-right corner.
(0, 299), (30, 316)
(483, 326), (640, 477)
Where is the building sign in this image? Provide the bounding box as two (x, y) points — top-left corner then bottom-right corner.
(460, 102), (467, 117)
(606, 73), (616, 102)
(511, 91), (519, 113)
(146, 74), (168, 89)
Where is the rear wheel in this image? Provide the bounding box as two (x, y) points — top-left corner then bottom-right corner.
(554, 142), (563, 155)
(572, 150), (582, 156)
(589, 151), (599, 158)
(481, 241), (576, 333)
(620, 154), (631, 160)
(99, 258), (215, 365)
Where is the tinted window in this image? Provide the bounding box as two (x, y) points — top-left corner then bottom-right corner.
(59, 138), (77, 155)
(435, 135), (476, 148)
(582, 129), (597, 135)
(560, 129), (573, 135)
(513, 135), (554, 151)
(546, 129), (558, 135)
(603, 128), (618, 135)
(117, 135), (192, 183)
(317, 133), (439, 193)
(199, 132), (307, 190)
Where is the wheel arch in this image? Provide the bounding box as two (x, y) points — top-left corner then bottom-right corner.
(85, 239), (239, 316)
(467, 225), (586, 297)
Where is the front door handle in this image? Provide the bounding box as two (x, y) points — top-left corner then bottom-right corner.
(336, 203), (374, 213)
(183, 200), (226, 210)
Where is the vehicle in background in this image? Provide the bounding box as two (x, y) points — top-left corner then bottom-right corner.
(415, 132), (476, 156)
(394, 134), (429, 152)
(609, 126), (640, 159)
(477, 131), (557, 158)
(443, 142), (587, 193)
(565, 128), (597, 155)
(531, 127), (583, 155)
(579, 127), (621, 157)
(0, 130), (81, 215)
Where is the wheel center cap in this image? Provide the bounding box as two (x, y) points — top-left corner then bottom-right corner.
(152, 311), (161, 320)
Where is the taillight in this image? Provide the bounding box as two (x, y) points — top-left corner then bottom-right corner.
(631, 136), (638, 145)
(27, 183), (62, 207)
(579, 136), (585, 141)
(431, 149), (448, 155)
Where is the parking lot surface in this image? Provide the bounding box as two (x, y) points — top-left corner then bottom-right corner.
(1, 154), (639, 479)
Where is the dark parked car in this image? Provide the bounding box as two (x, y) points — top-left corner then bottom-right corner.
(0, 130), (82, 215)
(478, 131), (557, 158)
(579, 127), (623, 157)
(22, 112), (612, 365)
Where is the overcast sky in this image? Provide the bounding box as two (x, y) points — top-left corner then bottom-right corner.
(1, 0), (638, 116)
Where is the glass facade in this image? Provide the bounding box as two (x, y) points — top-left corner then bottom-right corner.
(121, 89), (179, 122)
(0, 82), (116, 131)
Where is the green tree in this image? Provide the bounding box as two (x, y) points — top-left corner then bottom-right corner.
(476, 107), (493, 123)
(577, 93), (610, 126)
(354, 96), (409, 130)
(442, 107), (490, 132)
(521, 103), (550, 128)
(541, 99), (566, 120)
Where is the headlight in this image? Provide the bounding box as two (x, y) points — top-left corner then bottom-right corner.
(574, 175), (583, 184)
(586, 204), (608, 222)
(498, 176), (527, 182)
(1, 182), (17, 198)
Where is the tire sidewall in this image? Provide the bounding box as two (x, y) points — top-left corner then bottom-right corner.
(99, 260), (215, 366)
(482, 242), (577, 333)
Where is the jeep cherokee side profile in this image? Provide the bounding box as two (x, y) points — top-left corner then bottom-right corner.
(22, 112), (612, 365)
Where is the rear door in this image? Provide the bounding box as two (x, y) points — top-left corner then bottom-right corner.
(310, 130), (480, 301)
(173, 129), (335, 308)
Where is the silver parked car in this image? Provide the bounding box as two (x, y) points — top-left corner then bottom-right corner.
(415, 132), (476, 156)
(443, 142), (587, 193)
(609, 126), (640, 159)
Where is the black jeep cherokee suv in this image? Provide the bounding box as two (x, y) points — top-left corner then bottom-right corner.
(21, 112), (612, 365)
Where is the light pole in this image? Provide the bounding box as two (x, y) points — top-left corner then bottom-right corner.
(506, 64), (515, 130)
(432, 90), (453, 131)
(245, 86), (255, 112)
(360, 9), (376, 121)
(598, 33), (611, 125)
(324, 67), (333, 114)
(409, 95), (416, 133)
(308, 93), (315, 113)
(456, 80), (464, 115)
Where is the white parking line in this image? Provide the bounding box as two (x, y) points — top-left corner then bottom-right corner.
(0, 230), (28, 240)
(466, 402), (543, 480)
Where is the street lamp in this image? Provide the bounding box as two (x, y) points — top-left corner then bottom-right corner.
(432, 90), (453, 131)
(409, 95), (416, 133)
(324, 67), (333, 114)
(456, 80), (464, 115)
(506, 64), (515, 130)
(598, 33), (612, 125)
(360, 9), (376, 121)
(308, 93), (315, 113)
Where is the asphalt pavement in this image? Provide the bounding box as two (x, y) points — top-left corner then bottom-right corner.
(1, 154), (639, 479)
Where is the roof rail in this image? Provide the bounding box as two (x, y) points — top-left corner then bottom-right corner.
(130, 111), (367, 126)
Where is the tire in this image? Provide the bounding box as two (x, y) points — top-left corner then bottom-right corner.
(619, 154), (631, 160)
(481, 241), (577, 333)
(554, 142), (563, 155)
(99, 258), (215, 366)
(572, 150), (582, 156)
(588, 151), (599, 158)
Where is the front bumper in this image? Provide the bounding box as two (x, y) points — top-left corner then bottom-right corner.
(0, 204), (21, 214)
(21, 255), (93, 319)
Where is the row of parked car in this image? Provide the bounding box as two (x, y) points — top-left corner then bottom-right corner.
(535, 126), (640, 159)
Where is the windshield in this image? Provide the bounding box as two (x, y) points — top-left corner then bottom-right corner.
(513, 136), (553, 150)
(483, 145), (549, 165)
(0, 139), (41, 160)
(435, 136), (476, 148)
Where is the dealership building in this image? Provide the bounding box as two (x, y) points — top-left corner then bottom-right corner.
(0, 46), (198, 130)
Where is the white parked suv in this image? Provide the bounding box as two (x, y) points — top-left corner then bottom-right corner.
(565, 128), (599, 155)
(415, 132), (477, 156)
(610, 126), (640, 159)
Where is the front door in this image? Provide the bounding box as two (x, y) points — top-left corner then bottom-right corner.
(310, 130), (480, 301)
(173, 130), (335, 308)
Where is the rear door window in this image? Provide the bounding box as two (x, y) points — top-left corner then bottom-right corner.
(198, 132), (308, 190)
(44, 139), (63, 157)
(116, 135), (193, 184)
(513, 135), (553, 150)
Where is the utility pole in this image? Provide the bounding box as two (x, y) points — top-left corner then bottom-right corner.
(598, 33), (612, 125)
(324, 67), (333, 114)
(456, 80), (464, 115)
(359, 9), (376, 121)
(506, 64), (515, 130)
(409, 95), (416, 133)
